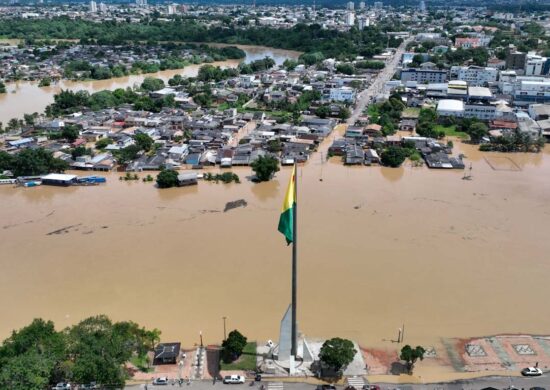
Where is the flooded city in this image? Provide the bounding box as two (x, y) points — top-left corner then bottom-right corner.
(2, 128), (550, 356)
(0, 44), (301, 124)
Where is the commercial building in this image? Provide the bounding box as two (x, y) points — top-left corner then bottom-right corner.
(345, 12), (355, 26)
(524, 54), (547, 76)
(450, 66), (498, 86)
(89, 0), (97, 12)
(506, 51), (526, 71)
(329, 87), (356, 102)
(400, 68), (447, 84)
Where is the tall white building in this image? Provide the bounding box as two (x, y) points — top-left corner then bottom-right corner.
(374, 1), (383, 9)
(136, 0), (147, 7)
(89, 0), (97, 13)
(359, 1), (365, 9)
(450, 66), (498, 86)
(345, 12), (355, 26)
(98, 2), (107, 12)
(347, 1), (354, 10)
(358, 17), (370, 30)
(419, 0), (426, 12)
(167, 4), (177, 14)
(525, 55), (546, 76)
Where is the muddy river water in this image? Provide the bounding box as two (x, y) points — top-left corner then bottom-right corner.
(1, 44), (550, 361)
(1, 129), (550, 353)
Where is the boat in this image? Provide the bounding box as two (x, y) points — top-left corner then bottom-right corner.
(0, 179), (17, 185)
(77, 175), (107, 184)
(23, 181), (41, 187)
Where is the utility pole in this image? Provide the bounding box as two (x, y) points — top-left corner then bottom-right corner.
(222, 316), (227, 341)
(200, 331), (204, 348)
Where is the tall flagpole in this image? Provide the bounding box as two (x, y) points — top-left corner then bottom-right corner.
(291, 163), (297, 358)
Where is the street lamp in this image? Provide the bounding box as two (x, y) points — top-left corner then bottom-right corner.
(200, 331), (204, 348)
(222, 316), (227, 341)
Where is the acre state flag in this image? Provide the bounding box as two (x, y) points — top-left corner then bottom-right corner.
(278, 165), (296, 245)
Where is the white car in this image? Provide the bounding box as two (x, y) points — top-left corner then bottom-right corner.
(521, 367), (543, 376)
(223, 375), (245, 384)
(52, 383), (71, 390)
(153, 377), (169, 385)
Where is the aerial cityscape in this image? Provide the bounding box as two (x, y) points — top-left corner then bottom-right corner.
(1, 0), (550, 389)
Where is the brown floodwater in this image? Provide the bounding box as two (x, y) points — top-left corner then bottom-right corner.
(1, 135), (550, 354)
(0, 45), (300, 124)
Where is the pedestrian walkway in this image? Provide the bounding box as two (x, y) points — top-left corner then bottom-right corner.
(267, 381), (284, 390)
(346, 375), (365, 388)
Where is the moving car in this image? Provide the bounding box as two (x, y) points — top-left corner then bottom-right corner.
(153, 377), (169, 385)
(522, 367), (543, 377)
(223, 375), (245, 384)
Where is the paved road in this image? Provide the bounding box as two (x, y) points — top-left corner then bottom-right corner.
(347, 37), (414, 126)
(126, 374), (550, 390)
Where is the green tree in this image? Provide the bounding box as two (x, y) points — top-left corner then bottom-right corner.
(318, 337), (357, 373)
(134, 132), (154, 151)
(339, 107), (351, 121)
(251, 155), (280, 182)
(140, 77), (165, 92)
(38, 77), (51, 87)
(381, 146), (408, 168)
(0, 319), (66, 390)
(95, 137), (113, 150)
(0, 80), (6, 94)
(399, 345), (426, 374)
(156, 169), (179, 188)
(221, 330), (247, 363)
(315, 105), (330, 119)
(10, 148), (69, 176)
(116, 144), (141, 166)
(61, 125), (80, 142)
(466, 122), (488, 143)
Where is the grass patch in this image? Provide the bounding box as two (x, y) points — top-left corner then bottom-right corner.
(402, 107), (420, 118)
(435, 124), (469, 139)
(220, 342), (257, 371)
(129, 354), (153, 373)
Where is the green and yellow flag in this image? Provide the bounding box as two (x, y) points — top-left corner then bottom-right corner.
(278, 165), (296, 245)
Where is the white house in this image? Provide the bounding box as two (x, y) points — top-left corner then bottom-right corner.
(329, 87), (356, 102)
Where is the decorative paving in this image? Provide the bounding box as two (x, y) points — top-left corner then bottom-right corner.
(466, 344), (486, 357)
(513, 344), (536, 355)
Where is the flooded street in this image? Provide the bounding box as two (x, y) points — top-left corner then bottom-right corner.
(0, 45), (300, 124)
(1, 136), (550, 351)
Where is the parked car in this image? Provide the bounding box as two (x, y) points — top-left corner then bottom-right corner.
(52, 383), (71, 390)
(254, 373), (262, 382)
(153, 377), (169, 385)
(363, 386), (381, 390)
(79, 383), (97, 390)
(522, 367), (543, 377)
(316, 385), (336, 390)
(223, 375), (245, 384)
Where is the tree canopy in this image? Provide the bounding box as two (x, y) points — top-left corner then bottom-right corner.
(221, 330), (247, 364)
(156, 169), (179, 188)
(0, 316), (159, 389)
(318, 337), (357, 373)
(251, 155), (280, 182)
(399, 345), (426, 374)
